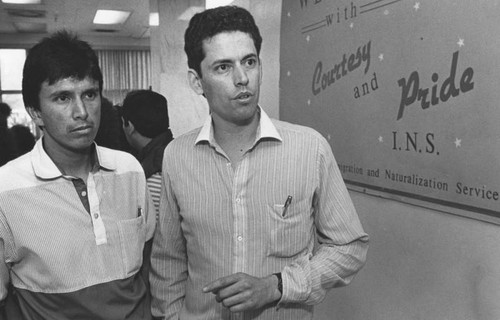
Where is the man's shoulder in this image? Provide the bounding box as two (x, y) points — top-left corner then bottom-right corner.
(97, 145), (134, 158)
(164, 127), (201, 152)
(0, 151), (35, 193)
(270, 119), (334, 158)
(96, 145), (144, 174)
(272, 119), (326, 142)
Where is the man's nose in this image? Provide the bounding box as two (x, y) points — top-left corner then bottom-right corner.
(73, 97), (89, 119)
(233, 65), (249, 87)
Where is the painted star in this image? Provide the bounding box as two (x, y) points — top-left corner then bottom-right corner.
(287, 12), (291, 17)
(350, 22), (354, 28)
(379, 53), (384, 61)
(414, 2), (420, 10)
(327, 134), (332, 141)
(454, 138), (462, 148)
(457, 38), (465, 47)
(306, 35), (311, 42)
(378, 136), (384, 143)
(287, 71), (291, 77)
(384, 9), (389, 15)
(307, 99), (311, 106)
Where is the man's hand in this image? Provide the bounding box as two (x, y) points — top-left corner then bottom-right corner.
(202, 272), (281, 313)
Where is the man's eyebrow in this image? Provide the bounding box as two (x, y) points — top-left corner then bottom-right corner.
(48, 86), (99, 98)
(242, 53), (258, 60)
(211, 58), (232, 66)
(48, 90), (72, 98)
(83, 87), (100, 93)
(211, 53), (258, 66)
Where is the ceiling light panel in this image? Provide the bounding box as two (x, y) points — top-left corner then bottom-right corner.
(149, 12), (158, 26)
(93, 9), (130, 25)
(1, 0), (42, 4)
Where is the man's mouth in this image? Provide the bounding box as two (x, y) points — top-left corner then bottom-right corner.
(71, 124), (92, 133)
(235, 92), (252, 100)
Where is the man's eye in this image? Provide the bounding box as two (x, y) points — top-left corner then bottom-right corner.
(245, 59), (257, 67)
(84, 92), (97, 100)
(216, 64), (229, 72)
(55, 95), (70, 103)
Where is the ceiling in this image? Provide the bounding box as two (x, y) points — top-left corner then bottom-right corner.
(0, 0), (152, 40)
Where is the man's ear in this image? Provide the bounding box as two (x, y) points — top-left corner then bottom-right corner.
(121, 117), (136, 135)
(26, 107), (44, 127)
(187, 69), (204, 95)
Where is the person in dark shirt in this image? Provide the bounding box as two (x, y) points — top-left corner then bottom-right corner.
(121, 89), (173, 213)
(10, 124), (35, 157)
(95, 96), (133, 153)
(0, 102), (16, 166)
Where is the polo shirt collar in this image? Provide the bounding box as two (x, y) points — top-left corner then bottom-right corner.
(31, 137), (116, 180)
(195, 106), (282, 146)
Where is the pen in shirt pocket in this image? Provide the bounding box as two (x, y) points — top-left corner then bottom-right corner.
(282, 195), (292, 217)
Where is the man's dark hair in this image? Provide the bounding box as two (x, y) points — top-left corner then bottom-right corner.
(122, 90), (170, 139)
(184, 5), (262, 77)
(22, 30), (103, 111)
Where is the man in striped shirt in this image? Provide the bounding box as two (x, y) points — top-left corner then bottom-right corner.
(0, 31), (156, 319)
(122, 89), (173, 214)
(150, 6), (369, 320)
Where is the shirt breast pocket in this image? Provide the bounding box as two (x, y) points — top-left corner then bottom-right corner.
(117, 214), (146, 275)
(266, 198), (313, 258)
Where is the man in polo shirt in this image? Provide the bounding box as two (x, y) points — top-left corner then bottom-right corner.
(0, 30), (155, 319)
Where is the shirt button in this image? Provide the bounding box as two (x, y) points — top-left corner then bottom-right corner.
(237, 235), (243, 241)
(93, 213), (99, 219)
(235, 198), (241, 203)
(81, 191), (87, 197)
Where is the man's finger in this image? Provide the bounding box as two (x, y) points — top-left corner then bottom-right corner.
(220, 291), (249, 309)
(203, 274), (241, 293)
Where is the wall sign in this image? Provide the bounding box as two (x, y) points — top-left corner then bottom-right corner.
(280, 0), (500, 221)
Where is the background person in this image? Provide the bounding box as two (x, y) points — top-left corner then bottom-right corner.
(150, 6), (369, 320)
(94, 96), (132, 153)
(10, 124), (35, 157)
(0, 102), (17, 166)
(121, 89), (173, 213)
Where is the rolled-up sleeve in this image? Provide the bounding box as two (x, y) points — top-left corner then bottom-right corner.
(280, 136), (369, 305)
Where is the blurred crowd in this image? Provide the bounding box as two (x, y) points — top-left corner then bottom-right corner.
(0, 102), (35, 166)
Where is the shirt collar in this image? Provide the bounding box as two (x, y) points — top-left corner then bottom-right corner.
(31, 137), (116, 180)
(195, 106), (282, 146)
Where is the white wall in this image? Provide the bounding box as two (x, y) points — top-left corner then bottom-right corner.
(151, 1), (500, 319)
(316, 192), (500, 320)
(150, 0), (208, 138)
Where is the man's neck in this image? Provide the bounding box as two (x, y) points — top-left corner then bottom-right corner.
(212, 113), (260, 164)
(43, 140), (94, 181)
(133, 134), (153, 154)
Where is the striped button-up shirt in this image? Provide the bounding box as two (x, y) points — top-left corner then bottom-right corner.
(147, 173), (163, 214)
(150, 108), (369, 320)
(0, 138), (156, 319)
